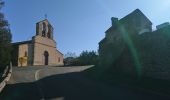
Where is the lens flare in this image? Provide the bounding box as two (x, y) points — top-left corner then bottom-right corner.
(120, 26), (142, 78)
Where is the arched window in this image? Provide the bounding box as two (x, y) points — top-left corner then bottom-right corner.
(47, 33), (51, 38)
(42, 22), (46, 37)
(47, 25), (51, 38)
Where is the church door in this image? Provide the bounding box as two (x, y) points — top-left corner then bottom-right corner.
(44, 51), (49, 65)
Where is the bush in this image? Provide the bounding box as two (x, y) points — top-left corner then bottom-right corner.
(78, 50), (99, 66)
(64, 51), (99, 66)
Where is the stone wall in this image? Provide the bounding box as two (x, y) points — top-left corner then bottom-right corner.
(99, 26), (170, 80)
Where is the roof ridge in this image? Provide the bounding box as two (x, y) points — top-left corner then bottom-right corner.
(120, 9), (152, 24)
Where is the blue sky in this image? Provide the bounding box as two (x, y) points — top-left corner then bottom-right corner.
(3, 0), (170, 55)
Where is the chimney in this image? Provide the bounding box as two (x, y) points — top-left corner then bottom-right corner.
(111, 17), (119, 27)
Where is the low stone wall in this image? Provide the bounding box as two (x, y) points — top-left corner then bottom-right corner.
(0, 63), (12, 93)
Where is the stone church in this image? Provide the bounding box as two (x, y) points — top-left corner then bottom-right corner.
(11, 19), (64, 66)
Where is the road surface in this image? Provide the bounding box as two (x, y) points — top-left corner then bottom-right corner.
(0, 65), (169, 100)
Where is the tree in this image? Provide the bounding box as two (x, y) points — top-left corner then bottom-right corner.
(0, 0), (12, 71)
(64, 51), (99, 66)
(64, 57), (80, 66)
(64, 52), (78, 66)
(78, 50), (99, 66)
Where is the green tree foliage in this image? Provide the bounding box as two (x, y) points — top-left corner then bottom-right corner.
(78, 50), (98, 66)
(64, 52), (78, 66)
(64, 57), (80, 66)
(64, 51), (99, 66)
(0, 0), (12, 71)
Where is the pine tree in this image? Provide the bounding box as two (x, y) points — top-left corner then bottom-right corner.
(0, 0), (12, 71)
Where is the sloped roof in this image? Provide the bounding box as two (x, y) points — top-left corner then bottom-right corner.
(12, 40), (32, 45)
(99, 38), (107, 45)
(105, 9), (152, 33)
(120, 9), (152, 24)
(56, 49), (63, 55)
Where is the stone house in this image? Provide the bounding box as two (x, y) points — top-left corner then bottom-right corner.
(99, 9), (170, 79)
(99, 9), (152, 66)
(11, 19), (64, 66)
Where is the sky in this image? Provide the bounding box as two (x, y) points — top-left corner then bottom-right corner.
(3, 0), (170, 55)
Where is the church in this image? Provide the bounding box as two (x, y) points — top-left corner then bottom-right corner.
(11, 19), (64, 66)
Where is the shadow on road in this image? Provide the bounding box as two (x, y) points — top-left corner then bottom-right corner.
(38, 72), (117, 100)
(0, 82), (40, 100)
(0, 70), (170, 100)
(0, 72), (116, 100)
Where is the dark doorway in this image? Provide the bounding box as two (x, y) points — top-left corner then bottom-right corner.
(44, 51), (49, 65)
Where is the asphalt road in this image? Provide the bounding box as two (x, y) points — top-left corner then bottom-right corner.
(0, 65), (170, 100)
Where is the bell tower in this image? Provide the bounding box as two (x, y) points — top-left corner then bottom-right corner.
(36, 19), (54, 39)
